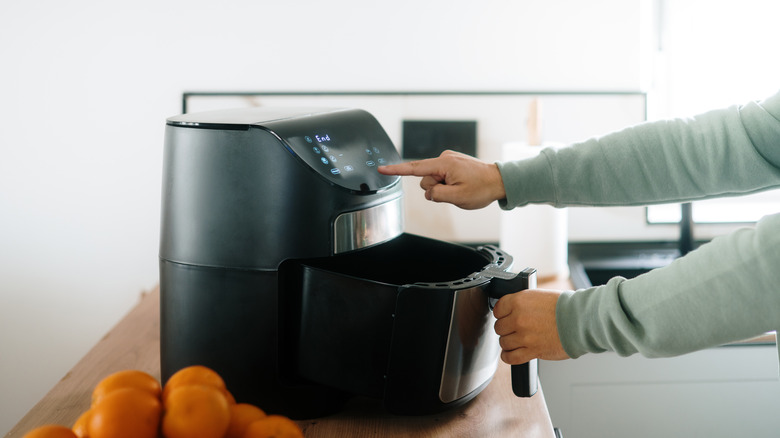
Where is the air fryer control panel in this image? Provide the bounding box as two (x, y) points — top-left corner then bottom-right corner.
(262, 109), (402, 193)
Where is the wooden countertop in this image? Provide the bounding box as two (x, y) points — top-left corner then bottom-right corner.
(6, 280), (564, 438)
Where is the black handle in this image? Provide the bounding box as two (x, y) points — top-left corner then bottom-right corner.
(510, 360), (538, 397)
(487, 267), (539, 398)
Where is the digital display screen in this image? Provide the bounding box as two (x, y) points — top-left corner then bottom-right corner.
(262, 109), (402, 193)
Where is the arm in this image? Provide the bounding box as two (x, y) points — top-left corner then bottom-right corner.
(560, 212), (780, 358)
(498, 91), (780, 209)
(490, 215), (780, 363)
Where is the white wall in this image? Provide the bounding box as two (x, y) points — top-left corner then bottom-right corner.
(0, 0), (644, 433)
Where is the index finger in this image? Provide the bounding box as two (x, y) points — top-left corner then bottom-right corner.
(377, 158), (443, 177)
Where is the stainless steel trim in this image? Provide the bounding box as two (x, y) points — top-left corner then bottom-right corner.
(333, 197), (404, 254)
(438, 287), (502, 404)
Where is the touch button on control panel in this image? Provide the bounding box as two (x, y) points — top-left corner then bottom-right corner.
(262, 109), (402, 193)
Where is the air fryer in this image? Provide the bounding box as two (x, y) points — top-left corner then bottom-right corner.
(159, 107), (538, 419)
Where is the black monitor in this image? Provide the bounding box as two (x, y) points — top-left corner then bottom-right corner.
(401, 120), (477, 159)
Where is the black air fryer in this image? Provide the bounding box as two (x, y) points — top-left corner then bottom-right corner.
(159, 107), (538, 419)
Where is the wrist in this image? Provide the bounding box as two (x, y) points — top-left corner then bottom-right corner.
(491, 163), (507, 202)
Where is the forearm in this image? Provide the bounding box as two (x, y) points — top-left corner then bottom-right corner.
(498, 92), (780, 209)
(557, 213), (780, 359)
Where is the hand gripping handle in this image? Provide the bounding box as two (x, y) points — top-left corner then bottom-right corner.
(486, 267), (539, 398)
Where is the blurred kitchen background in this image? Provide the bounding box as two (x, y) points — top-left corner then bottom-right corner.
(1, 0), (779, 436)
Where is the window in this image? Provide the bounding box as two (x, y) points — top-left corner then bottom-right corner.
(646, 0), (780, 225)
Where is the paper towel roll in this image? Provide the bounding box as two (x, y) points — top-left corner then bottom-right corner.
(499, 142), (569, 279)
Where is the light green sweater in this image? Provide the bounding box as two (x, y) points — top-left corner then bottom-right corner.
(497, 91), (780, 359)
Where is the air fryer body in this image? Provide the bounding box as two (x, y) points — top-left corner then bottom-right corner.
(159, 107), (537, 419)
(160, 108), (404, 417)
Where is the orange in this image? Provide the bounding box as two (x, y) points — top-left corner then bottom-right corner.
(162, 384), (230, 438)
(243, 415), (304, 438)
(71, 410), (91, 438)
(88, 387), (162, 438)
(222, 387), (237, 405)
(224, 403), (266, 438)
(162, 365), (226, 404)
(23, 425), (77, 438)
(91, 369), (161, 407)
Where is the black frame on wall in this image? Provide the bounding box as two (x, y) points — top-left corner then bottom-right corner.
(181, 90), (647, 116)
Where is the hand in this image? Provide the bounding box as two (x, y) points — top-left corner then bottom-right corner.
(493, 289), (570, 363)
(377, 150), (506, 210)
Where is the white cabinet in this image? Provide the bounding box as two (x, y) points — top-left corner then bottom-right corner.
(540, 344), (780, 437)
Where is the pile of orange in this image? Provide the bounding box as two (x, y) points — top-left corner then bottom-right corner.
(22, 366), (304, 438)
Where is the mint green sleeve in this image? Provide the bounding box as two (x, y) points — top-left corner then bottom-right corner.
(558, 213), (780, 358)
(496, 91), (780, 358)
(497, 91), (780, 208)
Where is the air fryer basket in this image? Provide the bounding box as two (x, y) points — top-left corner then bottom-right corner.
(278, 233), (537, 415)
